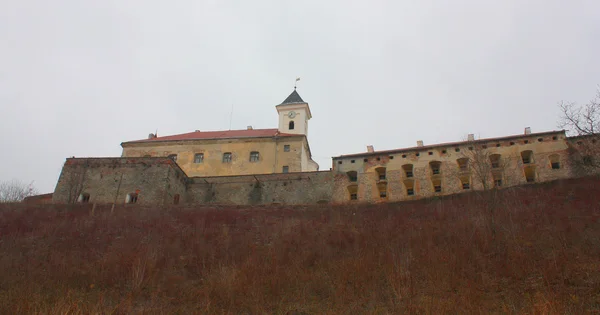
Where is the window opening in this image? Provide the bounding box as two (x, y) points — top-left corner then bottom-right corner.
(78, 193), (90, 203)
(521, 150), (533, 164)
(222, 152), (232, 163)
(249, 151), (260, 162)
(194, 153), (204, 164)
(457, 158), (469, 171)
(430, 161), (441, 175)
(402, 164), (413, 178)
(289, 121), (295, 130)
(126, 193), (138, 204)
(490, 154), (501, 169)
(375, 167), (386, 180)
(549, 154), (560, 169)
(347, 171), (358, 182)
(284, 145), (290, 152)
(282, 165), (289, 173)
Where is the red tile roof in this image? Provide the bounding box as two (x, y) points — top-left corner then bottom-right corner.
(123, 128), (300, 144)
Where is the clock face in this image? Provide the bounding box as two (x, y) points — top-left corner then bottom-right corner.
(288, 111), (296, 118)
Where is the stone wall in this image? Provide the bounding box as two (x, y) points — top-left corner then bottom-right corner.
(186, 171), (334, 205)
(52, 157), (187, 206)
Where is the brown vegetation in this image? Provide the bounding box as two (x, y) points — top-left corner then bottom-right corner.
(1, 177), (599, 314)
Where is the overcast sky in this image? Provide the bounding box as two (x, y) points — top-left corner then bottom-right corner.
(1, 0), (599, 193)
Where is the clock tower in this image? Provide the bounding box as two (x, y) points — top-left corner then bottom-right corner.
(276, 88), (312, 136)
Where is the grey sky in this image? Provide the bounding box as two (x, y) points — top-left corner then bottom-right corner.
(1, 0), (599, 193)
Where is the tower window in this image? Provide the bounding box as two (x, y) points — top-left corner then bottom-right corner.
(194, 153), (204, 164)
(249, 151), (260, 162)
(222, 152), (232, 163)
(289, 121), (295, 130)
(284, 145), (290, 152)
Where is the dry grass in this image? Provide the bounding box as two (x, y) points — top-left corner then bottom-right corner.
(1, 177), (600, 314)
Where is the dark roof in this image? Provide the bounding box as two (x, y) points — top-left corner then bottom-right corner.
(333, 130), (566, 159)
(280, 89), (305, 104)
(123, 128), (300, 145)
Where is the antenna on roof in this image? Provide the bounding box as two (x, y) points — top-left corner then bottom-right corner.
(229, 104), (234, 130)
(294, 77), (300, 90)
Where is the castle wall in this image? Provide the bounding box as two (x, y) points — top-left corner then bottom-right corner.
(121, 136), (308, 176)
(186, 171), (334, 205)
(52, 158), (187, 205)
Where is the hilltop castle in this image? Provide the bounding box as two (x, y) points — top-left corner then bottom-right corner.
(52, 89), (597, 206)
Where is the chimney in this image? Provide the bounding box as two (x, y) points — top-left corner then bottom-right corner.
(467, 134), (475, 141)
(524, 127), (531, 135)
(148, 133), (155, 139)
(247, 126), (253, 130)
(417, 140), (424, 147)
(195, 130), (200, 132)
(367, 145), (375, 153)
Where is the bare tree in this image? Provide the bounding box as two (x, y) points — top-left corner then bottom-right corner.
(558, 87), (600, 173)
(65, 165), (88, 204)
(0, 179), (39, 203)
(558, 87), (600, 136)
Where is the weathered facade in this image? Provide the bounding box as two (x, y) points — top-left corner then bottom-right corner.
(121, 89), (319, 177)
(331, 130), (574, 203)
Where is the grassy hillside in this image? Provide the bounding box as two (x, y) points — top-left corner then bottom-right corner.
(1, 177), (599, 314)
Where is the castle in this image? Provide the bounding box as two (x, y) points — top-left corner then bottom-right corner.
(52, 89), (597, 206)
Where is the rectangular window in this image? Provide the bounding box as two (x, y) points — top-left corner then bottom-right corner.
(250, 151), (260, 162)
(284, 145), (290, 152)
(406, 171), (413, 178)
(194, 153), (204, 164)
(494, 179), (502, 187)
(434, 185), (442, 193)
(222, 152), (232, 163)
(407, 188), (414, 196)
(462, 183), (470, 190)
(350, 193), (358, 200)
(282, 166), (289, 173)
(551, 162), (560, 169)
(380, 191), (387, 198)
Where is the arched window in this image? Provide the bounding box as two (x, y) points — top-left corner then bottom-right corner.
(78, 193), (90, 203)
(126, 193), (138, 204)
(289, 121), (295, 130)
(346, 171), (358, 182)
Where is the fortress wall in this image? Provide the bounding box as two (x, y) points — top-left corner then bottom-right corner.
(187, 171), (334, 205)
(52, 157), (187, 205)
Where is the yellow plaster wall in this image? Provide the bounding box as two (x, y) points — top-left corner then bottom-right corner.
(121, 137), (307, 177)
